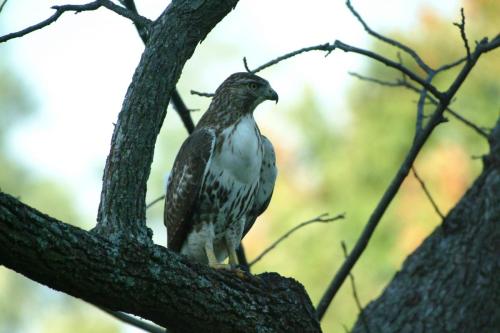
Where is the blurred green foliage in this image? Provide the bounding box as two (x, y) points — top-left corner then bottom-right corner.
(0, 56), (119, 333)
(244, 1), (498, 332)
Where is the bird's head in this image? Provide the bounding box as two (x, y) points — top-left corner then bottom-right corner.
(215, 72), (279, 113)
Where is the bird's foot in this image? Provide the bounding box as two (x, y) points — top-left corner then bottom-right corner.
(231, 266), (248, 279)
(209, 262), (232, 270)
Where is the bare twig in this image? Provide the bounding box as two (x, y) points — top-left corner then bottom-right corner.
(0, 0), (8, 14)
(435, 56), (467, 73)
(453, 8), (471, 61)
(0, 0), (151, 44)
(146, 194), (165, 210)
(170, 89), (196, 133)
(346, 0), (432, 74)
(415, 74), (435, 135)
(252, 41), (443, 99)
(190, 90), (215, 98)
(249, 213), (345, 267)
(99, 307), (165, 333)
(243, 57), (252, 73)
(341, 241), (370, 333)
(119, 0), (148, 41)
(251, 43), (332, 73)
(316, 36), (500, 321)
(348, 72), (401, 87)
(348, 72), (490, 139)
(411, 167), (445, 219)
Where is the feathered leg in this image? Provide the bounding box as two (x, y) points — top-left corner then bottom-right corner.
(205, 238), (230, 269)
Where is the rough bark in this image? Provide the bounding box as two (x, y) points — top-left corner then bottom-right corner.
(0, 193), (321, 332)
(352, 120), (500, 333)
(94, 0), (239, 243)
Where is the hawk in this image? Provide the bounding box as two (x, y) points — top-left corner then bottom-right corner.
(164, 72), (278, 269)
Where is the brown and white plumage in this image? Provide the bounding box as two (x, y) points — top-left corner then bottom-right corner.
(164, 72), (278, 268)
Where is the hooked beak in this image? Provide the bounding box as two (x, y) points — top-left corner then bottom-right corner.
(266, 87), (279, 104)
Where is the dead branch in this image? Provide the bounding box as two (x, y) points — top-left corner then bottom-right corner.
(411, 167), (445, 219)
(346, 0), (432, 74)
(0, 0), (151, 44)
(146, 194), (165, 210)
(249, 41), (443, 99)
(348, 72), (490, 139)
(249, 213), (345, 267)
(453, 8), (471, 61)
(99, 307), (165, 333)
(0, 0), (8, 14)
(190, 90), (215, 98)
(341, 241), (370, 333)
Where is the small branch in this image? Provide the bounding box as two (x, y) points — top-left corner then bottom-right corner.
(170, 89), (196, 133)
(99, 307), (165, 333)
(251, 43), (333, 74)
(96, 0), (151, 27)
(346, 0), (432, 74)
(316, 36), (500, 321)
(415, 74), (435, 136)
(249, 213), (345, 267)
(146, 195), (165, 210)
(453, 8), (471, 61)
(341, 242), (370, 333)
(446, 109), (490, 138)
(411, 167), (444, 219)
(0, 0), (151, 44)
(435, 56), (467, 73)
(251, 41), (442, 98)
(119, 0), (149, 42)
(0, 0), (8, 14)
(243, 57), (252, 73)
(348, 72), (401, 87)
(190, 90), (215, 98)
(348, 72), (489, 139)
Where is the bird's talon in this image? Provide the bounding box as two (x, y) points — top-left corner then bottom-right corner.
(232, 267), (248, 279)
(209, 263), (231, 270)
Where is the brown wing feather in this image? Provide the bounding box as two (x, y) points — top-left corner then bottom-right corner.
(164, 129), (215, 252)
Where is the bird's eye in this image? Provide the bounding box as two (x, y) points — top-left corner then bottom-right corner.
(248, 82), (258, 90)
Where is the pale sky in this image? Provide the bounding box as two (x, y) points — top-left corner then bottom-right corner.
(2, 0), (456, 221)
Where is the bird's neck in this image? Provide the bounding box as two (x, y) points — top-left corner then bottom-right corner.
(197, 94), (256, 133)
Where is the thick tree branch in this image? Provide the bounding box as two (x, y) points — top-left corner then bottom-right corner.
(0, 193), (321, 333)
(0, 0), (151, 44)
(120, 0), (196, 134)
(316, 35), (500, 321)
(94, 0), (240, 242)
